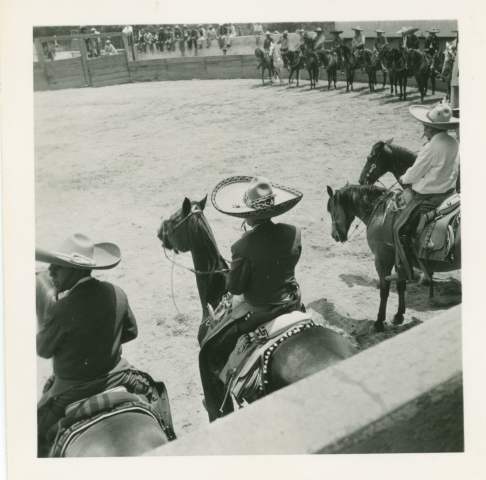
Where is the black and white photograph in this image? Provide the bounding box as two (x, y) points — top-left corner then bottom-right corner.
(2, 0), (486, 477)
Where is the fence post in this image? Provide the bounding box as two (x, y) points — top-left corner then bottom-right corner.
(122, 34), (131, 62)
(34, 39), (50, 88)
(130, 34), (138, 61)
(78, 38), (92, 86)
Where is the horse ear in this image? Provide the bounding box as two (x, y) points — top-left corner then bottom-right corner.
(182, 197), (192, 217)
(327, 186), (334, 198)
(199, 195), (208, 211)
(384, 137), (394, 145)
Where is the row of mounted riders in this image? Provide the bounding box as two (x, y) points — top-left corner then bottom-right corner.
(256, 38), (455, 101)
(36, 136), (460, 456)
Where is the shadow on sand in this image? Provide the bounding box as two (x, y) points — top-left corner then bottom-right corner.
(307, 297), (423, 351)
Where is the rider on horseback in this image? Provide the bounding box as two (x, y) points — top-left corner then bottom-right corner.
(373, 30), (388, 77)
(386, 103), (460, 283)
(200, 176), (303, 421)
(351, 26), (366, 62)
(398, 27), (420, 76)
(330, 30), (344, 74)
(36, 233), (171, 455)
(295, 29), (307, 67)
(424, 27), (440, 68)
(276, 30), (290, 69)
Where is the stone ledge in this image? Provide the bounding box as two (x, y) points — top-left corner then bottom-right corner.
(144, 305), (462, 455)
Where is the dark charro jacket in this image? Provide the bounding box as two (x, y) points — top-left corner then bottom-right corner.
(407, 34), (420, 49)
(226, 221), (302, 306)
(37, 278), (137, 380)
(425, 36), (440, 55)
(263, 37), (274, 50)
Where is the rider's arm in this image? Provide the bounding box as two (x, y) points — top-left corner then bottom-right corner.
(121, 303), (138, 344)
(36, 310), (64, 359)
(226, 246), (251, 295)
(400, 142), (434, 185)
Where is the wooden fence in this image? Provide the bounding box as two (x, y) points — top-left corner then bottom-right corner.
(34, 32), (453, 92)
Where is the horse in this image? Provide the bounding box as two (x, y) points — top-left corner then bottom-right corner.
(316, 49), (338, 90)
(326, 184), (461, 332)
(35, 272), (173, 457)
(157, 196), (358, 420)
(428, 51), (445, 95)
(338, 45), (377, 92)
(408, 49), (430, 103)
(302, 36), (319, 90)
(286, 50), (305, 86)
(359, 138), (460, 192)
(269, 43), (285, 85)
(391, 48), (409, 101)
(255, 47), (275, 86)
(441, 43), (456, 101)
(377, 45), (395, 95)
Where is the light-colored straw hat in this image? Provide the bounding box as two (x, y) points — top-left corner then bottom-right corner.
(35, 233), (121, 270)
(409, 104), (459, 130)
(375, 29), (386, 34)
(426, 27), (440, 34)
(352, 26), (364, 32)
(211, 176), (303, 220)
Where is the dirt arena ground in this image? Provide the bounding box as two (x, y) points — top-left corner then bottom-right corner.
(35, 78), (461, 437)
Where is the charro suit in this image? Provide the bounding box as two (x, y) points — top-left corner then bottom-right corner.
(226, 221), (302, 306)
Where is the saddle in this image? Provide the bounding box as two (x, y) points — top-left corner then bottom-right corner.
(218, 311), (320, 407)
(49, 387), (170, 457)
(382, 191), (460, 265)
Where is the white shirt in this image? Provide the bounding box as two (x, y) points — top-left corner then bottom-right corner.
(401, 131), (459, 194)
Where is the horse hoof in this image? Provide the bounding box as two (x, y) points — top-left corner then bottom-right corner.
(393, 314), (404, 325)
(374, 321), (385, 333)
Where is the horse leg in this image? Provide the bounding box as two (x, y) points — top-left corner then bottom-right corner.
(393, 279), (406, 325)
(374, 257), (393, 332)
(403, 76), (407, 101)
(431, 73), (436, 95)
(261, 67), (265, 86)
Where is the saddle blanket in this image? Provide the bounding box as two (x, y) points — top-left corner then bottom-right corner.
(382, 191), (460, 263)
(219, 311), (317, 406)
(50, 389), (166, 457)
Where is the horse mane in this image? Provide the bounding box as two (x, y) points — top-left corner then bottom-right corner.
(385, 143), (417, 170)
(334, 184), (386, 212)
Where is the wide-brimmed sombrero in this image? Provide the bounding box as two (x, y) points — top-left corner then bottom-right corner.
(375, 29), (386, 34)
(352, 26), (364, 32)
(330, 30), (343, 34)
(410, 104), (459, 130)
(211, 176), (303, 220)
(36, 233), (121, 270)
(426, 27), (440, 34)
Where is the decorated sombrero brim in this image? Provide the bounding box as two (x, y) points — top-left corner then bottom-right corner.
(35, 242), (121, 270)
(211, 176), (303, 220)
(410, 105), (459, 130)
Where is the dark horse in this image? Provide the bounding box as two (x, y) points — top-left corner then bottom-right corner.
(359, 138), (460, 192)
(327, 184), (461, 332)
(302, 36), (319, 90)
(316, 49), (338, 90)
(338, 45), (378, 92)
(255, 47), (275, 86)
(157, 196), (357, 420)
(36, 271), (171, 457)
(391, 48), (409, 101)
(286, 50), (305, 86)
(378, 45), (396, 95)
(408, 49), (430, 103)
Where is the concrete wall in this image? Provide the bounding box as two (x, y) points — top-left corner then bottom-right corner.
(144, 306), (462, 455)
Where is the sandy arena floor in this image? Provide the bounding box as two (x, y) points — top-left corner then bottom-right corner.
(35, 78), (461, 437)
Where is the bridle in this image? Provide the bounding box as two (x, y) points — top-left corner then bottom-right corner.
(161, 204), (229, 276)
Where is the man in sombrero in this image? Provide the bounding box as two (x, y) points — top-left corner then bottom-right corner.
(351, 26), (366, 62)
(424, 27), (440, 68)
(36, 233), (172, 453)
(329, 29), (344, 74)
(199, 176), (304, 421)
(386, 103), (459, 283)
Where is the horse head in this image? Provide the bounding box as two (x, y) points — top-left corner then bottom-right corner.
(255, 47), (263, 60)
(157, 196), (207, 254)
(359, 138), (393, 185)
(326, 186), (355, 243)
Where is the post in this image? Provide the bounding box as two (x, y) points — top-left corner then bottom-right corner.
(78, 37), (92, 86)
(130, 33), (138, 61)
(34, 39), (50, 89)
(122, 34), (131, 62)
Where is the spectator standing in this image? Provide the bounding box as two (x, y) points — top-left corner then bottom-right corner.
(277, 30), (290, 68)
(188, 26), (198, 51)
(254, 23), (263, 35)
(206, 25), (217, 47)
(197, 25), (206, 50)
(91, 28), (101, 57)
(122, 26), (133, 47)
